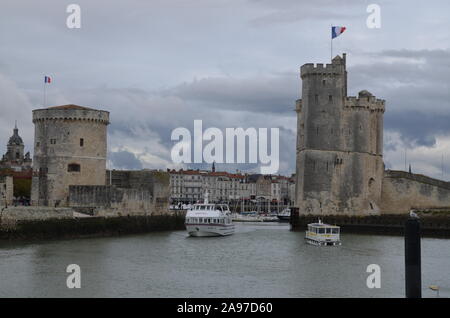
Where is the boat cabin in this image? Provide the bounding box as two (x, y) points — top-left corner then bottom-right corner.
(305, 220), (341, 246)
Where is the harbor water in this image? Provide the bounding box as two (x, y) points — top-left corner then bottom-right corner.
(0, 222), (449, 298)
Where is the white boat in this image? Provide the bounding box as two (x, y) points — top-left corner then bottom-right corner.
(185, 192), (234, 237)
(277, 208), (291, 221)
(305, 219), (341, 246)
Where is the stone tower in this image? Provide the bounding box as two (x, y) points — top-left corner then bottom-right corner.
(31, 105), (110, 206)
(295, 54), (385, 215)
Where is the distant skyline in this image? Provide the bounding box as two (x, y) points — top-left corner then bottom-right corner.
(1, 0), (449, 179)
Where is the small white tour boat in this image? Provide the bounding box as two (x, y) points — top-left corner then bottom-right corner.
(276, 208), (291, 221)
(305, 219), (341, 246)
(185, 192), (235, 237)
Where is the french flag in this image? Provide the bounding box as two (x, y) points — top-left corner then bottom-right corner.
(44, 76), (52, 84)
(331, 26), (346, 39)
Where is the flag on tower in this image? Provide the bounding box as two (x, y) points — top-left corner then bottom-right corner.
(44, 76), (52, 84)
(331, 26), (346, 39)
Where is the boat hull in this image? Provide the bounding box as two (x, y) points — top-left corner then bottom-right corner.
(186, 224), (235, 237)
(305, 237), (341, 246)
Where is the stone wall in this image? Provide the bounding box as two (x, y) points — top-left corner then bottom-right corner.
(380, 170), (450, 214)
(107, 169), (170, 204)
(0, 176), (14, 206)
(0, 206), (73, 230)
(69, 185), (167, 216)
(59, 170), (171, 217)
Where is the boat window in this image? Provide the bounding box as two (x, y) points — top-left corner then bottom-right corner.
(332, 228), (339, 234)
(318, 228), (325, 234)
(326, 228), (331, 234)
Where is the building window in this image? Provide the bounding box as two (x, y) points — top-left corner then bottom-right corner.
(322, 79), (326, 86)
(36, 142), (40, 147)
(80, 138), (84, 147)
(315, 94), (319, 103)
(50, 139), (56, 144)
(329, 95), (332, 102)
(68, 163), (81, 172)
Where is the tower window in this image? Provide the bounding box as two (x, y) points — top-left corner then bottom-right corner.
(315, 94), (319, 103)
(68, 163), (81, 172)
(322, 80), (326, 86)
(80, 138), (84, 147)
(329, 95), (332, 102)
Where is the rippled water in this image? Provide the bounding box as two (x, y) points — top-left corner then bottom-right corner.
(0, 223), (449, 297)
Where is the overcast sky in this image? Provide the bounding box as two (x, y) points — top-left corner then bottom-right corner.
(1, 0), (449, 179)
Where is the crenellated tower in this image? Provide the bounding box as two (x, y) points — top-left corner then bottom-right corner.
(295, 54), (385, 215)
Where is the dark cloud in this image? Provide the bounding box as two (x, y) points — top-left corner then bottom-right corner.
(348, 49), (450, 147)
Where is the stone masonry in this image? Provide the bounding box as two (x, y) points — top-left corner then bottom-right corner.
(31, 105), (110, 207)
(295, 54), (385, 215)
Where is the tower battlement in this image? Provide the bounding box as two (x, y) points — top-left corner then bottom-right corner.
(300, 54), (346, 78)
(345, 96), (385, 112)
(32, 104), (110, 124)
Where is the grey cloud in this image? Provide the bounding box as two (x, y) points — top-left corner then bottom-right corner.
(167, 73), (298, 114)
(248, 0), (366, 26)
(109, 150), (143, 170)
(348, 49), (450, 147)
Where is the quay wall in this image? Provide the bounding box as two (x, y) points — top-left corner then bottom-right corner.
(290, 208), (450, 238)
(0, 206), (186, 240)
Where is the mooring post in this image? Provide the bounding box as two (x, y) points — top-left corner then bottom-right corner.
(405, 215), (421, 298)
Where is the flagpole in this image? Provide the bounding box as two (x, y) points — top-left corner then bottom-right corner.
(44, 76), (46, 108)
(331, 24), (333, 61)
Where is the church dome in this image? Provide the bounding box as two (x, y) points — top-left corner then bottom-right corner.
(8, 126), (24, 146)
